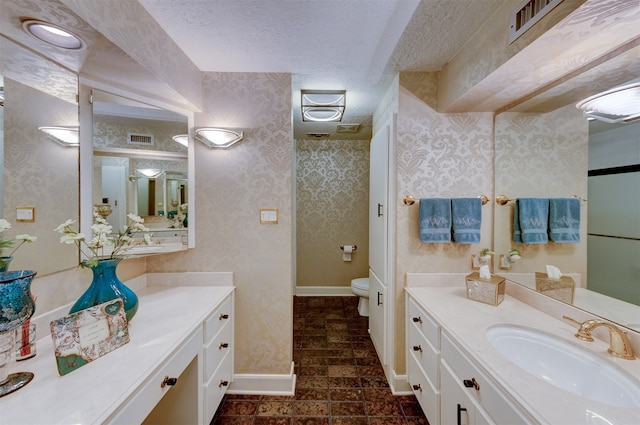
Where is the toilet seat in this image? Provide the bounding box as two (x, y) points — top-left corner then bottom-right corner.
(351, 278), (369, 291)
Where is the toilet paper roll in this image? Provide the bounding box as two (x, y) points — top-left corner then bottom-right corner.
(343, 245), (353, 262)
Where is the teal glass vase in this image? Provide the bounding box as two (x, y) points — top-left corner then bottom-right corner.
(70, 258), (138, 322)
(0, 256), (13, 272)
(182, 213), (188, 228)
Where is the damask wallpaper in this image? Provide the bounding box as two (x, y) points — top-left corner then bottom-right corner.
(146, 72), (294, 376)
(494, 104), (588, 280)
(296, 139), (370, 289)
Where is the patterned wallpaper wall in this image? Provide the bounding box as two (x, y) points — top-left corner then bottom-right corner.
(494, 104), (588, 280)
(147, 72), (294, 376)
(391, 72), (495, 374)
(296, 139), (370, 288)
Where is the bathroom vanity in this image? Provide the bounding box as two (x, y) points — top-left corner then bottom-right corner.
(406, 284), (640, 425)
(0, 274), (234, 424)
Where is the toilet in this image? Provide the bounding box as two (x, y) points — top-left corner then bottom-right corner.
(351, 278), (370, 317)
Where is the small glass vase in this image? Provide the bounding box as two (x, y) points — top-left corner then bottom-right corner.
(0, 257), (13, 272)
(182, 213), (188, 228)
(70, 258), (138, 323)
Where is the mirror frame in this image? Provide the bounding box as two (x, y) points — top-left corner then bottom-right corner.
(78, 82), (195, 253)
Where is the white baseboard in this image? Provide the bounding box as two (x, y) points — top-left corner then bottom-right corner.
(389, 371), (412, 395)
(227, 362), (296, 395)
(295, 286), (354, 296)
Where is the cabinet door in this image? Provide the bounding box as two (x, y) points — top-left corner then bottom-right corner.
(369, 124), (388, 279)
(441, 361), (495, 425)
(369, 269), (386, 365)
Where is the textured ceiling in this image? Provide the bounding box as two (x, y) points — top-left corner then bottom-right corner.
(137, 0), (509, 139)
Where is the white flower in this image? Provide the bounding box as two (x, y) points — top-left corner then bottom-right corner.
(54, 219), (77, 233)
(0, 219), (11, 232)
(127, 214), (144, 223)
(143, 233), (152, 245)
(60, 234), (83, 244)
(16, 234), (37, 243)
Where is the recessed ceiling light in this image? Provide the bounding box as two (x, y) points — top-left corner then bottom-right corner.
(22, 19), (86, 50)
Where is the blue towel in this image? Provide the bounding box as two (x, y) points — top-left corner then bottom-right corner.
(518, 198), (549, 244)
(419, 198), (451, 243)
(549, 198), (580, 243)
(513, 200), (522, 243)
(451, 198), (482, 244)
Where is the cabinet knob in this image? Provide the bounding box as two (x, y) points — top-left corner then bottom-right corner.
(219, 313), (229, 320)
(412, 383), (422, 392)
(463, 378), (480, 390)
(412, 316), (422, 324)
(218, 380), (229, 388)
(412, 345), (423, 353)
(219, 342), (229, 350)
(161, 376), (178, 388)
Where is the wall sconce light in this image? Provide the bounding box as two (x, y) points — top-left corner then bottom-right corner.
(301, 90), (346, 122)
(137, 169), (163, 178)
(195, 128), (243, 148)
(576, 82), (640, 124)
(22, 19), (86, 50)
(172, 134), (189, 147)
(38, 126), (79, 147)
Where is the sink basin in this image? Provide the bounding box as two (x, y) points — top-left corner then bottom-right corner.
(486, 324), (640, 407)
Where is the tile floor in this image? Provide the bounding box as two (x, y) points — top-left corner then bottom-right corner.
(211, 296), (429, 425)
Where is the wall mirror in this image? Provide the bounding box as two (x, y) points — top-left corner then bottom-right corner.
(90, 89), (190, 254)
(494, 46), (640, 331)
(0, 40), (79, 276)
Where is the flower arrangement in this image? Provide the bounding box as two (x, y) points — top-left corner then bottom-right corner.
(0, 218), (37, 262)
(479, 248), (495, 258)
(55, 213), (151, 268)
(179, 203), (188, 213)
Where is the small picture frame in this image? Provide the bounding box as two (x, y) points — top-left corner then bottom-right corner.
(50, 299), (129, 376)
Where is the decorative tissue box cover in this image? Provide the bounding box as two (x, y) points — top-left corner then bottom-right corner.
(465, 272), (506, 306)
(535, 272), (575, 304)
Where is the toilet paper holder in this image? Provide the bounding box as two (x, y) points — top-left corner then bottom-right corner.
(340, 244), (357, 251)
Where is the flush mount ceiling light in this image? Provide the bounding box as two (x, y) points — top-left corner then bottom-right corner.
(137, 169), (163, 178)
(38, 126), (79, 147)
(195, 128), (243, 148)
(576, 82), (640, 124)
(22, 19), (86, 50)
(301, 90), (346, 122)
(172, 134), (189, 147)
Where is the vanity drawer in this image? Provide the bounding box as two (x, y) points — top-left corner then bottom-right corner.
(204, 294), (233, 343)
(204, 350), (233, 423)
(107, 327), (203, 424)
(204, 318), (233, 380)
(408, 319), (439, 385)
(407, 296), (440, 349)
(408, 350), (440, 425)
(441, 332), (534, 425)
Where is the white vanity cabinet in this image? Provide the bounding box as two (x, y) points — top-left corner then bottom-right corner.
(406, 291), (534, 425)
(406, 295), (441, 424)
(0, 284), (234, 425)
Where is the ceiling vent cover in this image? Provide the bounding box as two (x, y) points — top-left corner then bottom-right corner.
(127, 132), (154, 146)
(508, 0), (564, 44)
(336, 124), (360, 133)
(307, 133), (330, 138)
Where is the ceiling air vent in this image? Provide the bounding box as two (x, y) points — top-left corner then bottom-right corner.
(127, 132), (154, 146)
(508, 0), (563, 44)
(336, 124), (360, 133)
(307, 133), (330, 138)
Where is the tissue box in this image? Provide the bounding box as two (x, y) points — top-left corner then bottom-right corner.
(535, 272), (575, 304)
(465, 272), (506, 306)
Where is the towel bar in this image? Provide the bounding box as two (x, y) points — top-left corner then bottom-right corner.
(403, 195), (489, 206)
(496, 194), (587, 206)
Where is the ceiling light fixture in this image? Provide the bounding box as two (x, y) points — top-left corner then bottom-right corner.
(137, 169), (164, 178)
(38, 126), (79, 147)
(172, 134), (189, 147)
(195, 128), (243, 148)
(301, 90), (346, 122)
(576, 82), (640, 124)
(22, 19), (86, 50)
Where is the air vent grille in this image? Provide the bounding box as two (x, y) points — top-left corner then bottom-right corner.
(306, 133), (330, 138)
(336, 124), (360, 133)
(127, 132), (154, 146)
(508, 0), (563, 44)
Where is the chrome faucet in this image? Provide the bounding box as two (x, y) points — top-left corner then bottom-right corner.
(563, 316), (635, 360)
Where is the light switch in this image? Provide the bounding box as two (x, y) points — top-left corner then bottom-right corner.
(260, 208), (278, 224)
(16, 207), (35, 222)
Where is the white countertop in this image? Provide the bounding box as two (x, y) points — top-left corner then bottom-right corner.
(0, 285), (234, 425)
(406, 286), (640, 425)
